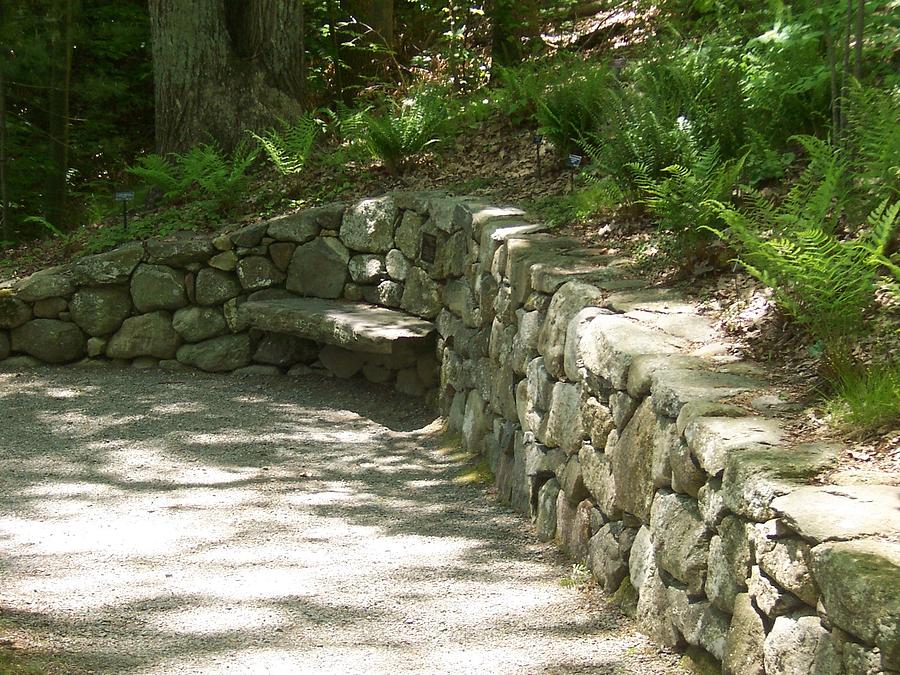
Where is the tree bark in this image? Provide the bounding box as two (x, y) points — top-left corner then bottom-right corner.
(149, 0), (305, 154)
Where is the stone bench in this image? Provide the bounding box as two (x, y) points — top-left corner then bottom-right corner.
(239, 296), (436, 354)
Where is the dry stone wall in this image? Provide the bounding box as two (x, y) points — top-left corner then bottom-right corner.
(1, 193), (898, 673)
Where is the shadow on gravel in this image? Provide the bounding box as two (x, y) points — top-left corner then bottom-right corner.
(0, 368), (679, 674)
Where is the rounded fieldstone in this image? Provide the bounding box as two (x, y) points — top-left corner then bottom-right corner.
(176, 334), (251, 372)
(400, 267), (441, 318)
(195, 268), (241, 306)
(72, 243), (144, 285)
(106, 311), (181, 360)
(208, 250), (238, 271)
(172, 306), (228, 343)
(70, 286), (132, 336)
(340, 196), (397, 253)
(130, 264), (188, 313)
(10, 319), (86, 364)
(0, 296), (33, 329)
(286, 238), (349, 299)
(33, 297), (68, 319)
(237, 256), (285, 291)
(253, 334), (317, 367)
(15, 268), (74, 302)
(385, 249), (410, 281)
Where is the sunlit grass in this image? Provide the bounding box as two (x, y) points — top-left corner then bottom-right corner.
(825, 360), (900, 435)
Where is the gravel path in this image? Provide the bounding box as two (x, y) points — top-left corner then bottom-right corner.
(0, 367), (684, 674)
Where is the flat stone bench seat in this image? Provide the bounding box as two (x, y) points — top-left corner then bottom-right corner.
(240, 297), (436, 354)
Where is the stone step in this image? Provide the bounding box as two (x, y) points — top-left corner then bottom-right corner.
(239, 296), (435, 354)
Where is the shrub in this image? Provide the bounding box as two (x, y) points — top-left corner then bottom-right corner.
(249, 111), (320, 176)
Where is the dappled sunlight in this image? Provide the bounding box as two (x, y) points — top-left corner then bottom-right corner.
(0, 369), (669, 673)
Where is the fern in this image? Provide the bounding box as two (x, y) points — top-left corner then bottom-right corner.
(126, 143), (256, 211)
(250, 112), (320, 176)
(708, 197), (899, 352)
(535, 66), (612, 155)
(633, 143), (746, 263)
(127, 153), (184, 199)
(364, 91), (446, 175)
(844, 83), (900, 209)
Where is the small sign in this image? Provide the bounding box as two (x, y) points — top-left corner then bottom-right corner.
(566, 154), (582, 169)
(420, 233), (437, 264)
(532, 134), (543, 145)
(115, 191), (134, 202)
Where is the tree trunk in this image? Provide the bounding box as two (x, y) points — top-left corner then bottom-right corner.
(45, 0), (73, 231)
(149, 0), (305, 154)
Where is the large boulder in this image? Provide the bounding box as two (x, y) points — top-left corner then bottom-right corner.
(195, 268), (241, 306)
(286, 237), (349, 299)
(172, 306), (228, 343)
(15, 267), (74, 302)
(10, 319), (85, 363)
(145, 236), (214, 266)
(130, 264), (188, 313)
(267, 204), (343, 243)
(650, 490), (711, 596)
(340, 196), (397, 253)
(176, 334), (251, 372)
(812, 539), (900, 669)
(400, 267), (441, 318)
(69, 286), (132, 336)
(106, 311), (181, 360)
(236, 256), (285, 291)
(0, 296), (33, 329)
(536, 280), (605, 381)
(71, 243), (143, 285)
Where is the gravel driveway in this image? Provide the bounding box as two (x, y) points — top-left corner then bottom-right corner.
(0, 367), (684, 674)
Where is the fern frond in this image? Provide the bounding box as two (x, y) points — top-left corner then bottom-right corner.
(250, 112), (319, 175)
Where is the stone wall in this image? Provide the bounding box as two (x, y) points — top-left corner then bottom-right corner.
(1, 193), (897, 673)
(0, 193), (478, 393)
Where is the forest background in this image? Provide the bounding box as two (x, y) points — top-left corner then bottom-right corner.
(0, 0), (897, 436)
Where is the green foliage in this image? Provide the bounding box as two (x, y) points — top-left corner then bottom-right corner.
(582, 83), (699, 196)
(634, 144), (746, 261)
(127, 143), (257, 211)
(825, 360), (900, 434)
(844, 83), (900, 208)
(249, 112), (321, 176)
(709, 197), (899, 352)
(362, 89), (448, 174)
(535, 65), (612, 155)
